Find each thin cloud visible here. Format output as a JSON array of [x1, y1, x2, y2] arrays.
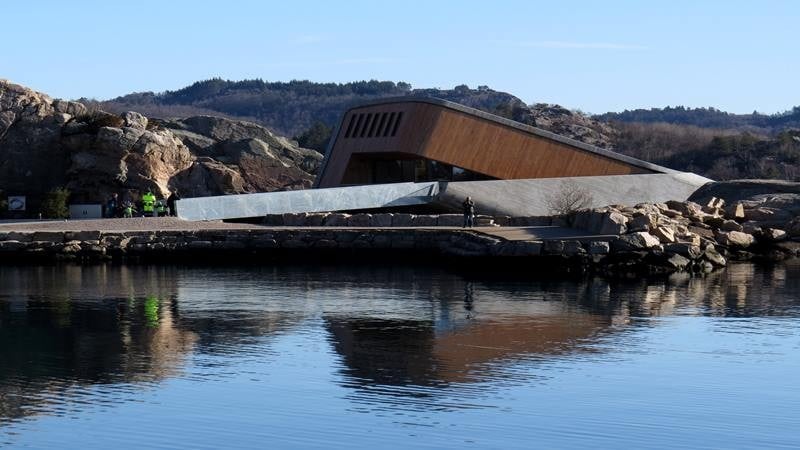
[[502, 40, 647, 50]]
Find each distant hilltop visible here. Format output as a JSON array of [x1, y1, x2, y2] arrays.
[[96, 79, 800, 182]]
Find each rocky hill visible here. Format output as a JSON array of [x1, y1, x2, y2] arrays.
[[98, 79, 616, 146], [99, 79, 411, 137], [0, 80, 321, 216]]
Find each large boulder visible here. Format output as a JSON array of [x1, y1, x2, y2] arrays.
[[689, 180, 800, 204], [0, 80, 323, 212], [714, 230, 755, 248]]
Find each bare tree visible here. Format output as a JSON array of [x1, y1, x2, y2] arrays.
[[545, 181, 595, 216]]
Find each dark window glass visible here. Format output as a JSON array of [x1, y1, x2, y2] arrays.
[[368, 112, 381, 137], [374, 112, 388, 137], [360, 114, 373, 138], [344, 114, 357, 138], [391, 112, 403, 136], [383, 112, 396, 137], [351, 114, 364, 138]]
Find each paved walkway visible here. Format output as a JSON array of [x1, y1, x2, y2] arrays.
[[0, 219, 613, 242]]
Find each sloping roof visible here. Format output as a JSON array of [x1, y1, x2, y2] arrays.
[[327, 96, 678, 176]]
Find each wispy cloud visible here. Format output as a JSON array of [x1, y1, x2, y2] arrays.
[[500, 40, 647, 50]]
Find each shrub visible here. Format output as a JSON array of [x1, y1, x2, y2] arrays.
[[545, 181, 594, 216], [41, 188, 70, 219]]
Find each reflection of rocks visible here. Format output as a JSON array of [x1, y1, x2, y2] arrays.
[[0, 265, 300, 423], [2, 262, 799, 422]]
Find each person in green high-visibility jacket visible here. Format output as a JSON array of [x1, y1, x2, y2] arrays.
[[156, 199, 168, 217], [142, 190, 156, 217]]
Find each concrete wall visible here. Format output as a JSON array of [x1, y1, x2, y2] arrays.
[[437, 173, 712, 217]]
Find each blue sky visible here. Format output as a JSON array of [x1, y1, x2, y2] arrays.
[[2, 0, 797, 113]]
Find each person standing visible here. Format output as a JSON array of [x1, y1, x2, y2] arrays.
[[462, 196, 476, 228], [142, 189, 156, 217], [167, 190, 181, 217], [105, 193, 119, 218]]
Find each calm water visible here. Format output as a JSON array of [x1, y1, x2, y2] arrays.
[[1, 262, 799, 449]]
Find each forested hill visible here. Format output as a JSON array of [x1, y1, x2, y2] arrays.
[[98, 79, 524, 138], [596, 106, 800, 133]]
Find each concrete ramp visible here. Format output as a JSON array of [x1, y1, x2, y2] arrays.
[[176, 182, 439, 221]]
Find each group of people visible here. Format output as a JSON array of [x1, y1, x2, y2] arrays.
[[105, 190, 181, 218]]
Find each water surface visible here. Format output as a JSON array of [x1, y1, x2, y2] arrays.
[[1, 263, 799, 449]]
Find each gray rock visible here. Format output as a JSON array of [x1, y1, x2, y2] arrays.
[[720, 220, 743, 232], [787, 217, 800, 237], [598, 211, 628, 235], [323, 213, 350, 226], [305, 213, 329, 226], [627, 214, 655, 232], [652, 226, 676, 243], [543, 240, 565, 254], [563, 241, 585, 256], [371, 213, 393, 227], [725, 202, 746, 220], [741, 221, 762, 235], [282, 212, 308, 226], [391, 214, 414, 227], [613, 232, 660, 251], [588, 241, 610, 255], [689, 180, 800, 205], [704, 246, 727, 267], [666, 200, 703, 217], [762, 228, 788, 242], [348, 214, 371, 227], [31, 231, 64, 243], [715, 230, 755, 248], [475, 216, 495, 227], [665, 254, 691, 270], [745, 207, 792, 223], [122, 111, 148, 129], [494, 216, 511, 226], [664, 243, 702, 259], [412, 215, 438, 226]]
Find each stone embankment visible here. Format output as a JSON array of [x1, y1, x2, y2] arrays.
[[2, 194, 799, 275], [0, 227, 541, 265]]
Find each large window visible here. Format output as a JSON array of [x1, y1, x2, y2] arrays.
[[342, 156, 495, 185]]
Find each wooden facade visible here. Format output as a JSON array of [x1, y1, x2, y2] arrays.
[[315, 98, 671, 188]]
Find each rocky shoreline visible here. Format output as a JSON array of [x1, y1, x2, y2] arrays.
[[1, 200, 798, 276]]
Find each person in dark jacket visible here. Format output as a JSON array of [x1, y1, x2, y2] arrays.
[[462, 196, 476, 228], [106, 193, 120, 218], [167, 190, 181, 217]]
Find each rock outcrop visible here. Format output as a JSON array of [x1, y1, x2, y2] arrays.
[[0, 80, 322, 214]]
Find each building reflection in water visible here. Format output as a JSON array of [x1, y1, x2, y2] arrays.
[[1, 261, 799, 422]]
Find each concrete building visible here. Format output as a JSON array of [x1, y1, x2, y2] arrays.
[[177, 98, 710, 221]]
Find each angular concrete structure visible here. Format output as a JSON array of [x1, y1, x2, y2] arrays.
[[176, 182, 439, 221], [177, 97, 711, 221]]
